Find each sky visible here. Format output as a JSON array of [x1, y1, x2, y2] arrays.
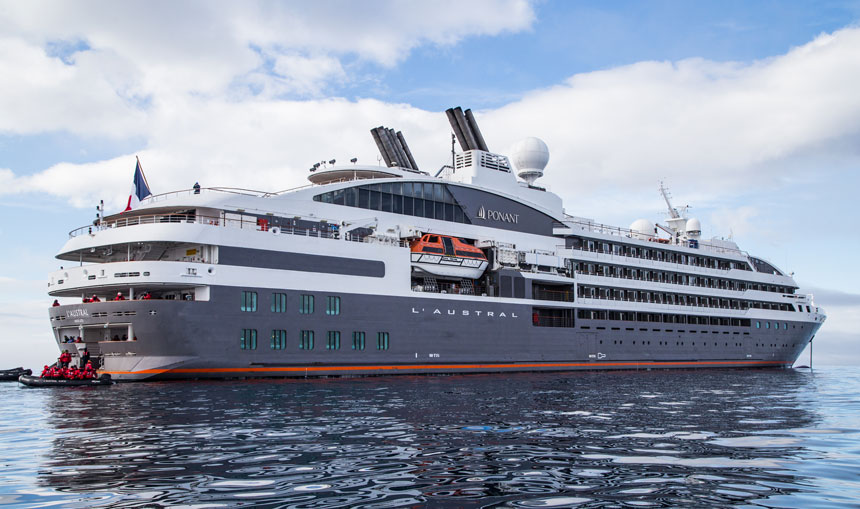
[[1, 0, 859, 368]]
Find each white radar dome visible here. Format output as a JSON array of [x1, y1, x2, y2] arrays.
[[630, 219, 654, 240], [511, 137, 549, 185], [685, 218, 701, 238]]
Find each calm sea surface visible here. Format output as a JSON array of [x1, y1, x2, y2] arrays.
[[1, 367, 859, 508]]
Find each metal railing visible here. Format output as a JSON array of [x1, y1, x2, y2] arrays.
[[533, 288, 575, 302], [69, 212, 408, 248], [558, 217, 750, 258], [141, 186, 271, 204]]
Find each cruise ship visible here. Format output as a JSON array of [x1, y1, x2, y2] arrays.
[[46, 107, 826, 381]]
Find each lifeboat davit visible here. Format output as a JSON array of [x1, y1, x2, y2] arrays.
[[410, 234, 488, 279]]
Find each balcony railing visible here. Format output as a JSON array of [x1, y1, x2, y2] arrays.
[[68, 213, 408, 247]]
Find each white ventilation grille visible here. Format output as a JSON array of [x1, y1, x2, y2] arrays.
[[455, 150, 511, 173]]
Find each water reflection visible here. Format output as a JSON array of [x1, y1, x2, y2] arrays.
[[25, 369, 844, 507]]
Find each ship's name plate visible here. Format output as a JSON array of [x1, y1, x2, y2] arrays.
[[66, 309, 89, 318], [476, 205, 519, 224], [412, 307, 518, 318]]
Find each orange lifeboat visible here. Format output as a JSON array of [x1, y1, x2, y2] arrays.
[[410, 234, 488, 279]]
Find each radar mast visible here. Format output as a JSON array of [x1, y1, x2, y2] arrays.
[[658, 181, 693, 242]]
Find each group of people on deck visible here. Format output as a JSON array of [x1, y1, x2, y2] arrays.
[[77, 291, 153, 303], [42, 349, 98, 379]]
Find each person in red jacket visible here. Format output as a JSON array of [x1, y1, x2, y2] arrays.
[[40, 365, 50, 378], [84, 361, 96, 379], [58, 350, 71, 368]]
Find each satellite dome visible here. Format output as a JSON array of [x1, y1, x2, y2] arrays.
[[630, 219, 654, 240], [630, 219, 652, 235], [686, 218, 701, 238], [511, 137, 549, 185]]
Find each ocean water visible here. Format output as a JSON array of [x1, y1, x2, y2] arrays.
[[1, 367, 858, 508]]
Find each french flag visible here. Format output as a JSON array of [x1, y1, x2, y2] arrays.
[[124, 157, 152, 212]]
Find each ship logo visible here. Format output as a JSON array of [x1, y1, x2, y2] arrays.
[[475, 204, 519, 224]]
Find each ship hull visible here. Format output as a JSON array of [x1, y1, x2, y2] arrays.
[[48, 286, 819, 381]]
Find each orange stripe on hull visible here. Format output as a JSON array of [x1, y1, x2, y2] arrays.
[[104, 359, 789, 376]]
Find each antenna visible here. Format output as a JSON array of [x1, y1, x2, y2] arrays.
[[451, 133, 456, 172], [659, 181, 680, 219]]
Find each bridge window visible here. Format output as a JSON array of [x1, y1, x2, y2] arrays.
[[313, 183, 473, 224]]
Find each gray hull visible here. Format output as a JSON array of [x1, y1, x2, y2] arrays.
[[49, 285, 818, 381]]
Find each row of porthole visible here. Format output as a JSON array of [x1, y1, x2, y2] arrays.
[[601, 339, 796, 348]]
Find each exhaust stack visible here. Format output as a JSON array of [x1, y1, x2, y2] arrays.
[[370, 126, 419, 171], [445, 106, 489, 152]]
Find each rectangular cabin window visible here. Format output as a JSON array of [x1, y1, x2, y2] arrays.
[[352, 331, 365, 350], [300, 294, 314, 314], [241, 291, 257, 312], [377, 332, 390, 350], [271, 293, 287, 313], [327, 331, 341, 350], [271, 330, 287, 350], [326, 296, 341, 315], [300, 330, 314, 350], [240, 329, 257, 350]]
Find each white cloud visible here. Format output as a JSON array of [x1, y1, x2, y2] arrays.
[[0, 25, 858, 223], [482, 27, 860, 197], [0, 0, 535, 135], [3, 6, 858, 214]]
